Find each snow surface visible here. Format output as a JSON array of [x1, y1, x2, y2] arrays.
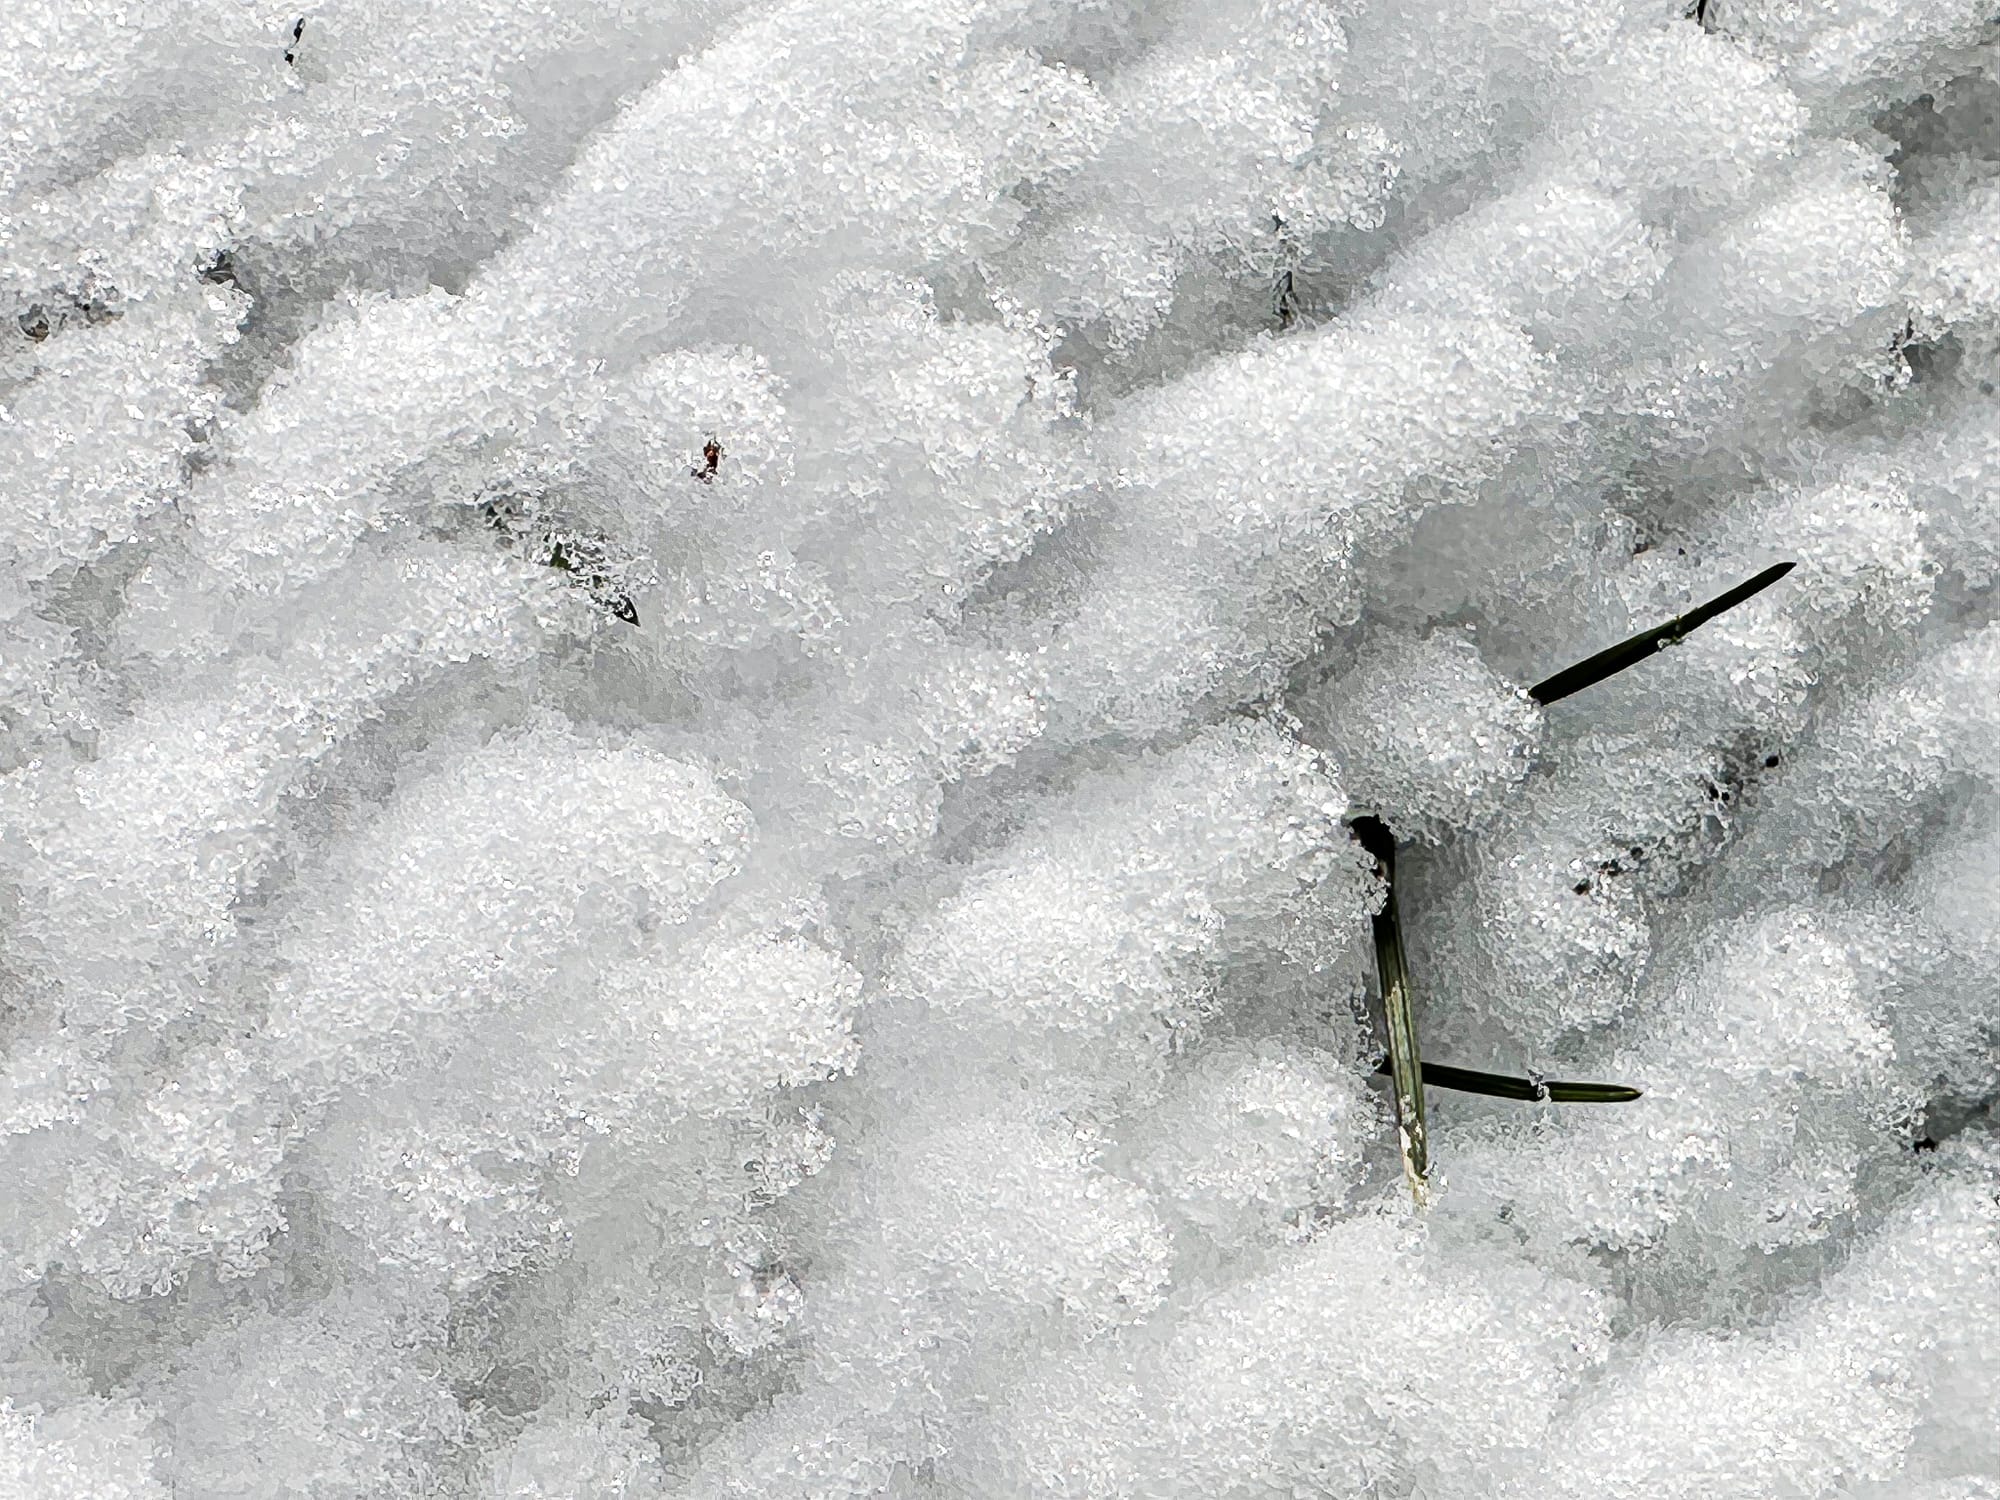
[[3, 0, 2000, 1494]]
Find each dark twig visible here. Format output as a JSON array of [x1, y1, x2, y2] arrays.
[[484, 502, 640, 627], [1528, 561, 1794, 706], [1271, 214, 1301, 331], [545, 538, 639, 626], [1274, 269, 1299, 330]]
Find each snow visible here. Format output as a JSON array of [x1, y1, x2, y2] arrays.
[[3, 0, 2000, 1494]]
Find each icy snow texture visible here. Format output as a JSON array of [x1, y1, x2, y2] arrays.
[[3, 0, 2000, 1495]]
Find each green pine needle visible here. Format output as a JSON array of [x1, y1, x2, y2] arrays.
[[1343, 562, 1764, 1187], [1371, 1057, 1641, 1103], [1352, 815, 1429, 1202], [1529, 561, 1795, 706]]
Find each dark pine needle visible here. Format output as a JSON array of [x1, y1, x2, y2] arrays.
[[1529, 561, 1795, 706], [1373, 1056, 1642, 1103]]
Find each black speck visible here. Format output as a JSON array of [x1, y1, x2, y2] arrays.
[[1573, 880, 1592, 895], [1763, 753, 1780, 768], [1914, 1136, 1938, 1153]]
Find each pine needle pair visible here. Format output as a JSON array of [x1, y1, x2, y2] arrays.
[[1361, 561, 1795, 1203]]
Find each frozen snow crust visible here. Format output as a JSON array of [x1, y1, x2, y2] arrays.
[[3, 0, 2000, 1494]]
